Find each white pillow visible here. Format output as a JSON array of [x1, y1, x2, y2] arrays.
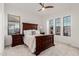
[[24, 30, 32, 35], [24, 30, 40, 35], [31, 30, 36, 35], [32, 30, 40, 35], [35, 30, 40, 35]]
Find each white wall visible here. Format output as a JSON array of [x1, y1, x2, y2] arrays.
[[0, 3, 4, 55], [43, 6, 79, 48]]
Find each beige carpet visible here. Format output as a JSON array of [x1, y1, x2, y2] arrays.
[[3, 42, 79, 56]]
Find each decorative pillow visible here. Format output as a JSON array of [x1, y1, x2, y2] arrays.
[[35, 30, 40, 35], [24, 30, 40, 35], [24, 30, 32, 35], [32, 30, 40, 35], [32, 30, 36, 35]]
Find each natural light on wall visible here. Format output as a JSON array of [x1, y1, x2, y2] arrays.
[[47, 20, 49, 34]]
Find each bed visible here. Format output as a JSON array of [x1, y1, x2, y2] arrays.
[[23, 23, 55, 55]]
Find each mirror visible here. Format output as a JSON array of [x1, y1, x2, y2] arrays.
[[8, 14, 20, 35]]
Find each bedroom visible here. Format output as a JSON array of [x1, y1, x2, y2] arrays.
[[0, 3, 79, 56]]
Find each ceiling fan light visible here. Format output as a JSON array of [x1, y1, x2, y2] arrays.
[[42, 7, 45, 11]]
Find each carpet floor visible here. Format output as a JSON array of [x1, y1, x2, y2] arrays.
[[3, 42, 79, 56]]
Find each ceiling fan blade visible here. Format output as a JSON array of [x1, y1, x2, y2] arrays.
[[45, 6, 54, 8], [39, 3, 44, 7]]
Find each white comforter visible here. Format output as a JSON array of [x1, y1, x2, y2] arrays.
[[24, 34, 49, 53], [24, 35, 36, 53]]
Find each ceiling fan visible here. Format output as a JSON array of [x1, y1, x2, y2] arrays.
[[38, 3, 54, 11]]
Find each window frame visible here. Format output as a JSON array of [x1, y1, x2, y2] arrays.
[[63, 16, 71, 37], [55, 18, 61, 35], [49, 19, 54, 34]]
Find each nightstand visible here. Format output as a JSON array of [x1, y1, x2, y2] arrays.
[[12, 34, 24, 47]]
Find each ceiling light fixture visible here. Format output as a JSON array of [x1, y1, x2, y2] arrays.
[[42, 7, 45, 11]]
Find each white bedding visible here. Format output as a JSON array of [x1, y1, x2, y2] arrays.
[[23, 30, 43, 53], [24, 35, 36, 53], [23, 34, 48, 53]]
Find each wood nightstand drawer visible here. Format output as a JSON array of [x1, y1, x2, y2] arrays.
[[12, 34, 24, 47]]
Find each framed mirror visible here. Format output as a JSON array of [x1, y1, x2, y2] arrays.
[[8, 14, 20, 35]]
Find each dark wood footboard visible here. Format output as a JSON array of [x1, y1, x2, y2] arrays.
[[34, 35, 55, 55]]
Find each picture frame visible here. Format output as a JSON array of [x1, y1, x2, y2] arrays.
[[8, 14, 20, 35]]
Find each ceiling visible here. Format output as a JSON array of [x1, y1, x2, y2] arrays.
[[5, 3, 79, 19]]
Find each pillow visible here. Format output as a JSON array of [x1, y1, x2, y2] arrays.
[[32, 30, 40, 35], [32, 30, 36, 35], [24, 30, 32, 35], [35, 30, 40, 35], [24, 30, 40, 35]]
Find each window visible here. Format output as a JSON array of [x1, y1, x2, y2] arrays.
[[55, 18, 61, 35], [49, 19, 53, 34], [63, 16, 71, 36]]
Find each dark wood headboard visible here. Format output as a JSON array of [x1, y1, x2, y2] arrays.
[[22, 23, 38, 30]]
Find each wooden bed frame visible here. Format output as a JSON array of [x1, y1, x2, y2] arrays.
[[23, 23, 55, 55]]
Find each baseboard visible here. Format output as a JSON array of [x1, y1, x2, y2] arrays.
[[4, 45, 11, 48]]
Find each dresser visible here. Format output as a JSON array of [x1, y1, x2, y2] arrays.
[[12, 34, 24, 47]]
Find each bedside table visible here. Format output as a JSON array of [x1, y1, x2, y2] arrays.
[[12, 34, 24, 47]]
